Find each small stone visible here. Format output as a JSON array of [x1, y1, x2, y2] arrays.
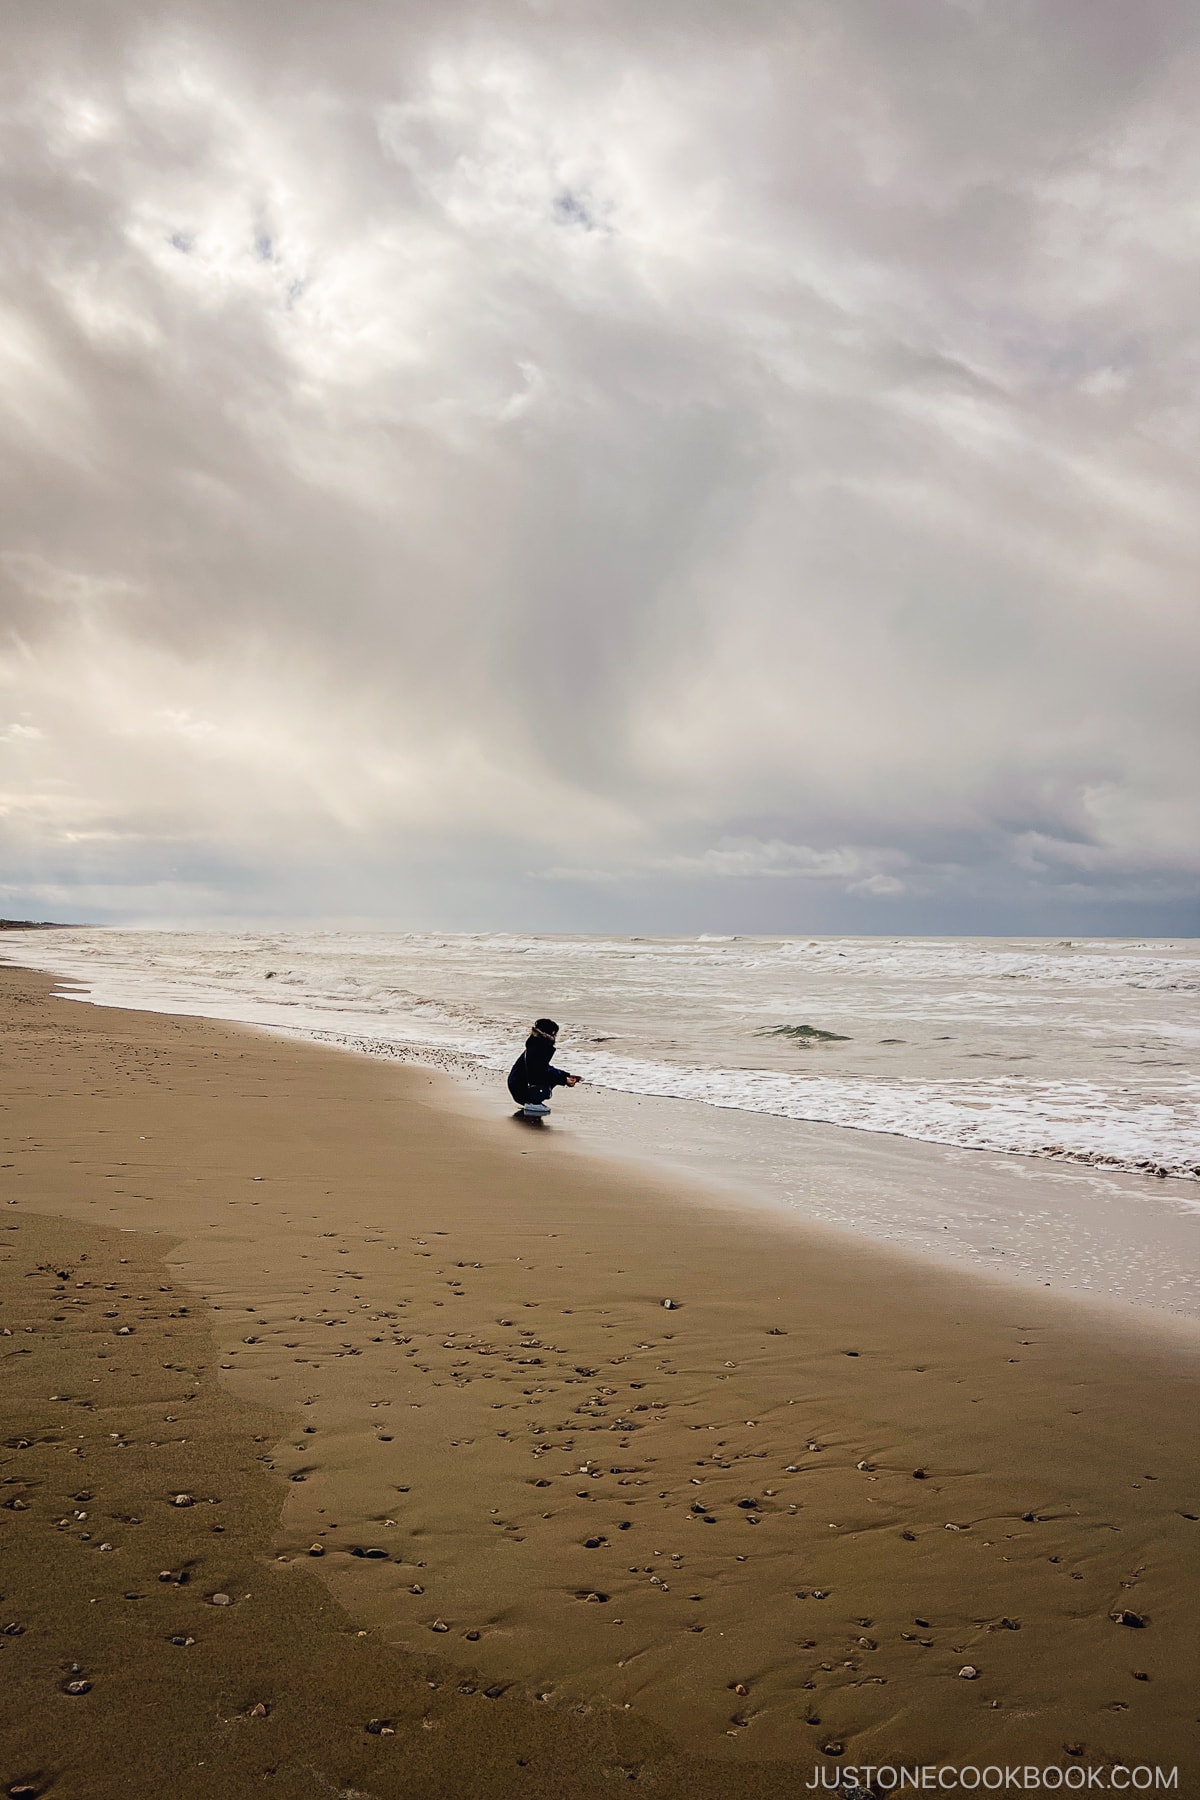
[[210, 1593, 232, 1606], [169, 1635, 194, 1647], [363, 1548, 388, 1560], [64, 1679, 92, 1695], [733, 1682, 748, 1696], [249, 1702, 269, 1718], [661, 1299, 678, 1310], [1132, 1670, 1149, 1681], [431, 1618, 449, 1632], [465, 1629, 481, 1641], [97, 1542, 114, 1552], [365, 1718, 395, 1735], [912, 1468, 927, 1479], [307, 1544, 325, 1557], [117, 1326, 132, 1336], [1114, 1610, 1146, 1628], [171, 1494, 194, 1507], [822, 1742, 844, 1757], [410, 1583, 424, 1595], [958, 1665, 979, 1680]]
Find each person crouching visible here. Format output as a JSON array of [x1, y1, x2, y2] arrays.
[[507, 1018, 581, 1116]]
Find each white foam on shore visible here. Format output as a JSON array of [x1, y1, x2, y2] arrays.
[[536, 1051, 1200, 1178]]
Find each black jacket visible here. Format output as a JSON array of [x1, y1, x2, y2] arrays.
[[507, 1031, 571, 1102]]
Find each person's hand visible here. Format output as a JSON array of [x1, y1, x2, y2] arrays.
[[566, 1074, 581, 1086]]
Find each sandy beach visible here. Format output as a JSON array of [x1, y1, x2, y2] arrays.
[[2, 961, 1198, 1799]]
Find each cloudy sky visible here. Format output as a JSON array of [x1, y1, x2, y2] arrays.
[[3, 0, 1198, 934]]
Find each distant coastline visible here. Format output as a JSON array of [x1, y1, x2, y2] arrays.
[[0, 918, 83, 930]]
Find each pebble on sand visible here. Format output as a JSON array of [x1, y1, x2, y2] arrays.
[[171, 1494, 194, 1507], [307, 1544, 325, 1556], [1114, 1610, 1146, 1628], [958, 1665, 980, 1679], [209, 1593, 232, 1606]]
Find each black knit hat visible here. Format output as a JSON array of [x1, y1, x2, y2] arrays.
[[533, 1017, 559, 1036]]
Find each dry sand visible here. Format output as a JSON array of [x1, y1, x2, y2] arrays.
[[1, 961, 1197, 1798]]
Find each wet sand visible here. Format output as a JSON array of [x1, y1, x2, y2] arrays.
[[2, 963, 1198, 1796]]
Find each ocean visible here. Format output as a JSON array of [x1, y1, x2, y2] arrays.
[[12, 929, 1200, 1314]]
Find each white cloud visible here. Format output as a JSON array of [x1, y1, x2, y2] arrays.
[[0, 0, 1197, 929], [538, 837, 913, 897]]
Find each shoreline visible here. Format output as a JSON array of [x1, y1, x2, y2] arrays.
[[2, 964, 1198, 1792], [13, 945, 1200, 1322], [9, 925, 1199, 1184], [440, 1056, 1200, 1328]]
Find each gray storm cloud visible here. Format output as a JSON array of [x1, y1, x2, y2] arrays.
[[2, 0, 1198, 930]]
